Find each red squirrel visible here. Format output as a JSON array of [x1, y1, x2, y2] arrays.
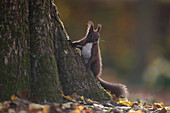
[[68, 21, 128, 98]]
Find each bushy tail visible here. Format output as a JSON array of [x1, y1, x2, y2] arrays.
[[97, 77, 128, 98]]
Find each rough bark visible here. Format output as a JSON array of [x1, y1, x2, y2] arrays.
[[29, 0, 62, 102], [0, 0, 30, 100], [0, 0, 111, 102], [50, 3, 111, 101]]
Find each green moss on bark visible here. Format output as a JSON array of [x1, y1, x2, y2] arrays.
[[0, 0, 111, 102], [31, 54, 62, 102], [0, 0, 30, 101], [29, 0, 62, 102], [50, 3, 112, 101]]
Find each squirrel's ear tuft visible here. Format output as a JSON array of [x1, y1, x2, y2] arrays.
[[88, 21, 94, 32], [97, 24, 102, 32]]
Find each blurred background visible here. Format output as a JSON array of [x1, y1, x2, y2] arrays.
[[54, 0, 170, 105]]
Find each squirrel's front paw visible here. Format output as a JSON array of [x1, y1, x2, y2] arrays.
[[67, 40, 76, 47], [67, 40, 72, 44]]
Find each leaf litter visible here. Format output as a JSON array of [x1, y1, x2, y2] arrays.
[[0, 93, 170, 113]]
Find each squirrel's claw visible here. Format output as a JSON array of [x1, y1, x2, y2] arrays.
[[67, 40, 75, 47], [67, 40, 72, 44]]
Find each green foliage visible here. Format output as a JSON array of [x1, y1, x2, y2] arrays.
[[143, 57, 170, 90]]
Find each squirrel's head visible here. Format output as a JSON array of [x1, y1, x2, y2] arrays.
[[86, 21, 102, 43]]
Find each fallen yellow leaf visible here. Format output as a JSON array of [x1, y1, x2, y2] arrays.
[[43, 105, 50, 113], [18, 110, 27, 113], [111, 94, 119, 102], [77, 105, 84, 111], [93, 101, 99, 104], [154, 102, 163, 108], [62, 93, 75, 101], [29, 103, 44, 110], [71, 109, 81, 113], [119, 98, 133, 107], [86, 99, 93, 103], [11, 95, 18, 100], [129, 109, 144, 113], [80, 96, 84, 101]]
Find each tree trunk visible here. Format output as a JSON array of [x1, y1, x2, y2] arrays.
[[0, 0, 30, 101], [50, 3, 111, 101], [29, 0, 62, 102], [0, 0, 111, 102]]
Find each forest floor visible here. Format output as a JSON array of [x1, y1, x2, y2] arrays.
[[1, 80, 170, 113], [1, 69, 170, 112], [101, 68, 170, 106], [0, 93, 170, 113], [129, 88, 170, 106]]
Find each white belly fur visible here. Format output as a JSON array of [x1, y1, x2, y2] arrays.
[[82, 43, 93, 64]]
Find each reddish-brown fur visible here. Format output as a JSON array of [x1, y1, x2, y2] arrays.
[[88, 42, 102, 77], [68, 21, 128, 98]]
